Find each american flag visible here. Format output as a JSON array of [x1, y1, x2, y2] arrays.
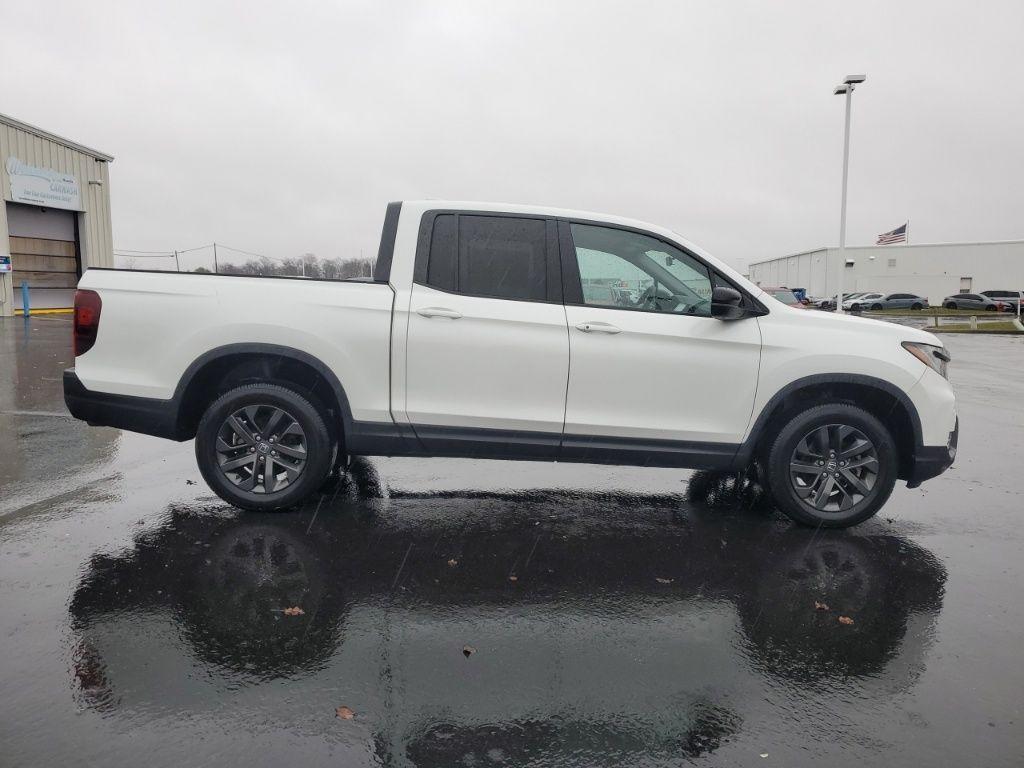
[[876, 222, 908, 245]]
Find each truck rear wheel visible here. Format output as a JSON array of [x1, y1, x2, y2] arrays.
[[765, 403, 897, 528], [195, 383, 334, 512]]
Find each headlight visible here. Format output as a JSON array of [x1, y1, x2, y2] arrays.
[[902, 341, 950, 378]]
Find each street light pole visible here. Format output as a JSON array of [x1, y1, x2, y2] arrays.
[[834, 74, 866, 314]]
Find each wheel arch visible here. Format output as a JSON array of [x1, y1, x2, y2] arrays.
[[734, 374, 923, 479], [172, 344, 354, 444]]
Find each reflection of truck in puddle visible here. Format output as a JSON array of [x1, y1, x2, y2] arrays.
[[69, 473, 946, 763]]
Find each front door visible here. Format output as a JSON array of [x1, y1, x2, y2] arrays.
[[404, 213, 569, 455], [559, 221, 762, 463]]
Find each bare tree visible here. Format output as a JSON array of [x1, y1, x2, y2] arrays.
[[219, 253, 375, 280]]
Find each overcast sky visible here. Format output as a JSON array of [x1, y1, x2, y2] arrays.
[[2, 0, 1022, 272]]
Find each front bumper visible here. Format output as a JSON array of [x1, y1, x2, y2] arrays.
[[64, 369, 182, 440], [906, 417, 958, 488]]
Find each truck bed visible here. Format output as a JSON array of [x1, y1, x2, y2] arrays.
[[74, 268, 396, 424]]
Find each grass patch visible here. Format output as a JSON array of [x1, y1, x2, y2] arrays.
[[862, 307, 1016, 317], [932, 321, 1021, 333]]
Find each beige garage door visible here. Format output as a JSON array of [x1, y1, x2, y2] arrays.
[[7, 203, 79, 310]]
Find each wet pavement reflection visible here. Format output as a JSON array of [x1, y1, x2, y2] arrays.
[[2, 317, 1023, 767], [63, 463, 946, 765]]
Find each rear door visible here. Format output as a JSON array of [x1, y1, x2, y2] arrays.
[[559, 221, 762, 462], [404, 212, 569, 455]]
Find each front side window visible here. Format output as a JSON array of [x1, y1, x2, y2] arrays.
[[569, 223, 712, 316], [423, 214, 547, 301]]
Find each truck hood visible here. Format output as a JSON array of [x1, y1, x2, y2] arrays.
[[762, 298, 944, 347]]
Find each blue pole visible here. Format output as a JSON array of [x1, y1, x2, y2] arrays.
[[21, 281, 30, 317]]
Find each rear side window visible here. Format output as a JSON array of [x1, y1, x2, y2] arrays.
[[426, 215, 456, 291], [460, 216, 546, 301], [422, 214, 547, 301]]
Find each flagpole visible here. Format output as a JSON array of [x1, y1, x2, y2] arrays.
[[905, 220, 910, 245]]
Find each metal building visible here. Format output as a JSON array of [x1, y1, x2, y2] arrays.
[[748, 240, 1024, 305], [0, 113, 113, 316]]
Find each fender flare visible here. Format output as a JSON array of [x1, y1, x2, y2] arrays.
[[172, 343, 355, 438], [732, 373, 923, 468]]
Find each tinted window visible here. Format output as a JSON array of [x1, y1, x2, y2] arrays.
[[570, 223, 712, 316], [459, 216, 547, 301], [426, 215, 456, 291]]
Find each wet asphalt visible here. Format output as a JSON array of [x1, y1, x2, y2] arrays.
[[0, 316, 1021, 767]]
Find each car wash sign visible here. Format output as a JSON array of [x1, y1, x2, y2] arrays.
[[5, 157, 81, 211]]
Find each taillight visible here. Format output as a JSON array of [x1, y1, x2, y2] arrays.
[[73, 289, 102, 356]]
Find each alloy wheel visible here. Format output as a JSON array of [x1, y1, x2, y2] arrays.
[[215, 404, 308, 494], [789, 423, 879, 513]]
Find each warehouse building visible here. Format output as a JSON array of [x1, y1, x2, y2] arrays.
[[0, 113, 113, 316], [748, 240, 1024, 306]]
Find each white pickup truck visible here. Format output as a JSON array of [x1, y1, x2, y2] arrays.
[[64, 201, 958, 527]]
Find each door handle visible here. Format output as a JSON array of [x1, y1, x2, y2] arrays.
[[417, 307, 463, 319], [575, 321, 621, 334]]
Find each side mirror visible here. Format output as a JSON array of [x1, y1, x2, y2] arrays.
[[710, 286, 746, 320]]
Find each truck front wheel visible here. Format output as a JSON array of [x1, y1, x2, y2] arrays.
[[195, 383, 334, 511], [765, 403, 898, 528]]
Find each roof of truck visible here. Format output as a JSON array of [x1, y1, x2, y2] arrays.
[[400, 199, 755, 294], [404, 200, 669, 231]]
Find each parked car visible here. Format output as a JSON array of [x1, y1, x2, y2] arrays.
[[64, 200, 958, 528], [942, 293, 1003, 311], [817, 292, 864, 311], [761, 287, 808, 308], [853, 293, 928, 311], [842, 292, 884, 311], [979, 290, 1022, 312]]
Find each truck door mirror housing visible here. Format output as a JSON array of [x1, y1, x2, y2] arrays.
[[710, 286, 746, 320]]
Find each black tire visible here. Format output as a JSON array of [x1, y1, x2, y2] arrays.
[[944, 302, 957, 310], [911, 303, 923, 310], [765, 403, 898, 528], [871, 303, 883, 311], [195, 383, 334, 511], [850, 303, 861, 312], [985, 304, 997, 312]]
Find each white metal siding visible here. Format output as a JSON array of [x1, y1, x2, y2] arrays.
[[749, 241, 1024, 305], [0, 117, 113, 314]]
